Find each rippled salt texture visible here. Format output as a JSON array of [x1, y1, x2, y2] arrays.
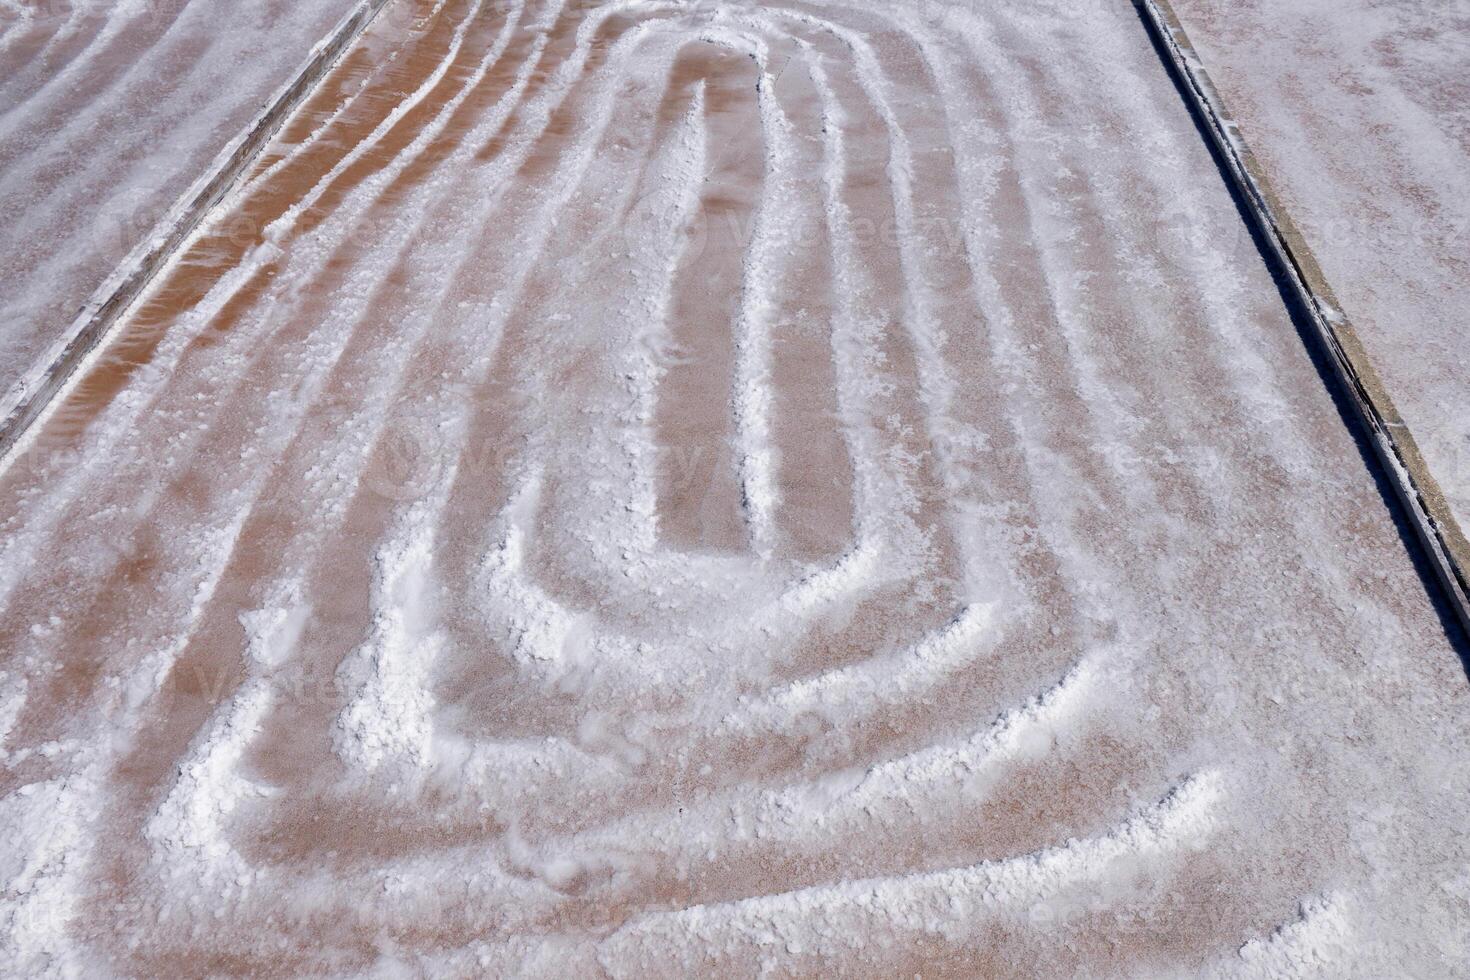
[[0, 0, 359, 403], [0, 0, 1467, 976], [1172, 0, 1470, 536]]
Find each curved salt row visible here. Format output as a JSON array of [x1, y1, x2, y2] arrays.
[[759, 2, 1037, 621], [120, 17, 805, 952], [5, 0, 1134, 875], [8, 1, 1070, 799], [0, 2, 523, 758], [232, 0, 514, 200], [130, 1, 540, 768], [133, 0, 710, 853], [598, 771, 1224, 973], [937, 0, 1393, 654], [0, 0, 620, 687], [516, 652, 1105, 880], [726, 35, 784, 556], [1030, 3, 1407, 637], [802, 48, 934, 585], [267, 13, 770, 805], [722, 601, 996, 734], [112, 0, 538, 762], [1221, 894, 1354, 979], [0, 1, 491, 613], [288, 0, 981, 828], [1, 0, 637, 946]]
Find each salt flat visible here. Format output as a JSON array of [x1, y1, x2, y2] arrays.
[[0, 0, 357, 408], [0, 0, 1467, 975], [1173, 0, 1470, 540]]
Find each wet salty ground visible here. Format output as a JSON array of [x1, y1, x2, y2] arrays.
[[0, 0, 1467, 975]]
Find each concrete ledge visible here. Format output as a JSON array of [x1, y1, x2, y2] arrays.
[[0, 0, 394, 464], [1136, 0, 1470, 636]]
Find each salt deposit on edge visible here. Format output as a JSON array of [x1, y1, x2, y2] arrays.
[[1169, 0, 1470, 544]]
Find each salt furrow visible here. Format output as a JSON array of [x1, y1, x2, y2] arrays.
[[0, 2, 506, 611], [0, 0, 360, 403], [514, 652, 1106, 890], [0, 6, 522, 775], [599, 772, 1224, 974], [726, 38, 785, 556]]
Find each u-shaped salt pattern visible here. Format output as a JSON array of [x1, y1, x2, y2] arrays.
[[0, 0, 1467, 976]]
